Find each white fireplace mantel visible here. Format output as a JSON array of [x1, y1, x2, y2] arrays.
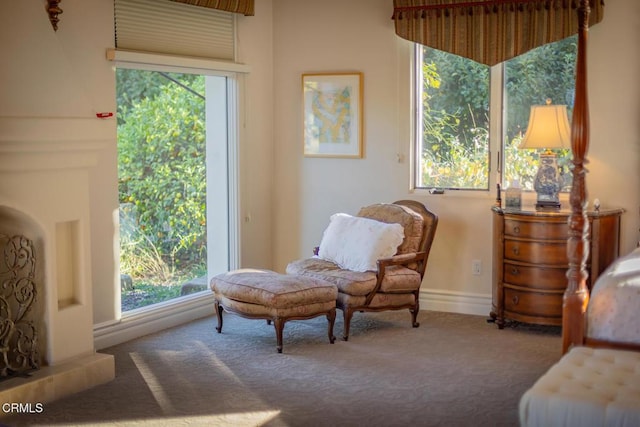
[[0, 114, 115, 407], [0, 117, 111, 172]]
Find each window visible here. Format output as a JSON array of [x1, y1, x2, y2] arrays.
[[415, 47, 490, 190], [503, 36, 577, 191], [116, 65, 238, 314], [414, 36, 577, 192]]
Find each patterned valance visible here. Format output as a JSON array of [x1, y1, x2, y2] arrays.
[[170, 0, 254, 16], [392, 0, 604, 65]]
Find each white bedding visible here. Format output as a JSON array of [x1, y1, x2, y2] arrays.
[[587, 247, 640, 346]]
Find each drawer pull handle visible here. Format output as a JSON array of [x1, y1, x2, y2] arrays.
[[511, 267, 519, 275], [512, 247, 520, 256], [513, 226, 520, 234], [512, 295, 519, 305]]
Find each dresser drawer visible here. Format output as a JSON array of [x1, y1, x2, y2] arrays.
[[504, 240, 568, 265], [503, 263, 567, 291], [504, 288, 562, 318], [504, 217, 568, 240]]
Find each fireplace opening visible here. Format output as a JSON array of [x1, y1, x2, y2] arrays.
[[0, 207, 45, 380]]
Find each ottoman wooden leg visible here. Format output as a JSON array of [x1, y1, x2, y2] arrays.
[[214, 300, 223, 333], [273, 317, 285, 353], [327, 308, 336, 344]]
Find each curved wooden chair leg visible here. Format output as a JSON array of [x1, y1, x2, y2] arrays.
[[411, 293, 420, 328], [342, 307, 354, 341], [410, 308, 420, 328], [327, 308, 336, 344], [273, 317, 285, 353], [214, 300, 223, 333]]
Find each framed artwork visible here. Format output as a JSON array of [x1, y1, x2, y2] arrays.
[[302, 72, 363, 158]]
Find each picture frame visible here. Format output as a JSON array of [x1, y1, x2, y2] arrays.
[[302, 72, 363, 158]]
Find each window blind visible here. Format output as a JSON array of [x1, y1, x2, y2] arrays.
[[114, 0, 235, 61]]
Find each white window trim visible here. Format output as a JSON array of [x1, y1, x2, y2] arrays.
[[410, 44, 505, 200], [96, 51, 246, 349], [107, 48, 250, 75]]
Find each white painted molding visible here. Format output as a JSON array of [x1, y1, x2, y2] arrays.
[[420, 288, 492, 317], [93, 293, 216, 350], [107, 48, 251, 75], [0, 117, 110, 171]]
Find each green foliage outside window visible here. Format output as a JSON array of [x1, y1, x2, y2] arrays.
[[117, 70, 207, 289], [418, 36, 577, 191], [419, 49, 490, 190], [504, 36, 576, 191]]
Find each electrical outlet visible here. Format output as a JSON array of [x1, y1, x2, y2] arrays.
[[472, 260, 482, 276]]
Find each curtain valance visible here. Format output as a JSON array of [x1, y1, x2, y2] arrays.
[[170, 0, 254, 16], [392, 0, 604, 65]]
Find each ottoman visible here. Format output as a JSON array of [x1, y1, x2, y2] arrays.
[[519, 346, 640, 427], [210, 269, 338, 353]]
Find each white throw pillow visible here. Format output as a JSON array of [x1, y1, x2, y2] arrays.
[[318, 213, 405, 272]]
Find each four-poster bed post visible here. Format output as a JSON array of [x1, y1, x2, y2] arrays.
[[562, 0, 591, 354]]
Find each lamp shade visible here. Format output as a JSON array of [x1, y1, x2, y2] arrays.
[[519, 101, 571, 150]]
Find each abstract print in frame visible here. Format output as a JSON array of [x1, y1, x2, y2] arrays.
[[302, 72, 363, 158]]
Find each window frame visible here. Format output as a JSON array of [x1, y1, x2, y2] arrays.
[[411, 43, 573, 199], [110, 50, 247, 319]]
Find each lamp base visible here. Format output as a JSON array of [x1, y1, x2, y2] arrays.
[[533, 152, 562, 211]]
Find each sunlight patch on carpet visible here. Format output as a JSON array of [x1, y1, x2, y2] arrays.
[[130, 352, 176, 414], [128, 343, 282, 420]]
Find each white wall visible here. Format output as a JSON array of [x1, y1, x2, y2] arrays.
[[587, 2, 640, 237], [236, 0, 275, 270], [272, 0, 640, 314]]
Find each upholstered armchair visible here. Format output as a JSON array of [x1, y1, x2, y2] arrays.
[[287, 200, 438, 341]]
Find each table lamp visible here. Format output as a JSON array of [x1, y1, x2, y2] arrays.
[[519, 99, 571, 209]]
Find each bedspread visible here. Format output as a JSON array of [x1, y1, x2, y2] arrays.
[[587, 247, 640, 346]]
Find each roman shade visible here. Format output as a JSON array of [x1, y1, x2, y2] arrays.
[[114, 0, 236, 60], [170, 0, 254, 16], [392, 0, 604, 65]]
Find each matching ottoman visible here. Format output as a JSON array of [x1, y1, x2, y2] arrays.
[[210, 269, 338, 353]]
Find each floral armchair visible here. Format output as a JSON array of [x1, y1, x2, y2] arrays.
[[286, 200, 438, 341]]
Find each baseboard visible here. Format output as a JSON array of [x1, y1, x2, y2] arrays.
[[420, 289, 492, 317], [93, 292, 216, 350]]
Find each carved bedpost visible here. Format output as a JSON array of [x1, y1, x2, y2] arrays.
[[562, 0, 591, 355]]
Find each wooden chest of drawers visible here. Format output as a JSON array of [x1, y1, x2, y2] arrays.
[[490, 206, 623, 328]]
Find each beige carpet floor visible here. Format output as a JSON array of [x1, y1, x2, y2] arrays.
[[3, 310, 562, 427]]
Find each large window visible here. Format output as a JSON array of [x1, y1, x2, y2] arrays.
[[503, 37, 576, 191], [116, 65, 237, 314], [415, 36, 577, 192]]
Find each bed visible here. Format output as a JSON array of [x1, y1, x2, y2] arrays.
[[519, 1, 640, 425], [554, 0, 640, 361], [519, 247, 640, 427], [584, 247, 640, 350], [520, 245, 640, 427], [558, 0, 640, 395]]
